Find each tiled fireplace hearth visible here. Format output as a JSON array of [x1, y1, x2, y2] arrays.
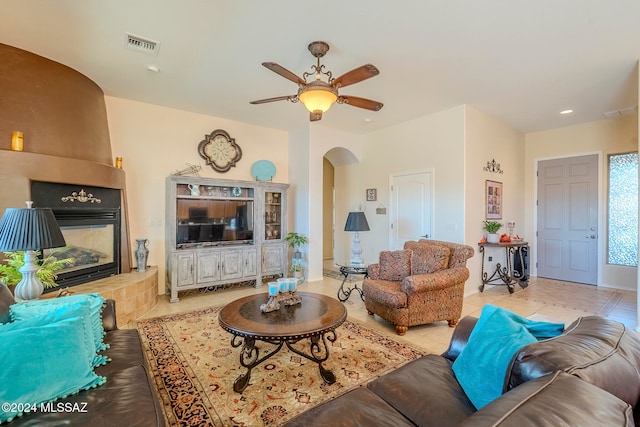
[[45, 266, 159, 327]]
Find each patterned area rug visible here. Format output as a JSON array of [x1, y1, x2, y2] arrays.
[[136, 304, 426, 426], [322, 268, 344, 280]]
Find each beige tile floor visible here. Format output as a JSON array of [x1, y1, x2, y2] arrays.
[[138, 265, 638, 355]]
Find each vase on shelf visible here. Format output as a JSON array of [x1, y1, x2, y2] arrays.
[[135, 238, 149, 272], [486, 233, 500, 244]]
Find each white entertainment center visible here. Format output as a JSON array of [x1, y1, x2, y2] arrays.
[[165, 176, 289, 302]]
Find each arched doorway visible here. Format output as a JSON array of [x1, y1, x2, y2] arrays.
[[322, 147, 361, 270]]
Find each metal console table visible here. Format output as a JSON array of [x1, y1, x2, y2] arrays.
[[478, 241, 529, 294]]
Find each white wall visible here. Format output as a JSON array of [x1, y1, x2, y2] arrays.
[[105, 96, 289, 293], [464, 106, 526, 294], [329, 106, 467, 268], [524, 115, 638, 290], [287, 128, 310, 276]]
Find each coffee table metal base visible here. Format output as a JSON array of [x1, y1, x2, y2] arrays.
[[231, 331, 338, 393]]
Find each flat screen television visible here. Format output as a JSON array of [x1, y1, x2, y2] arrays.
[[176, 199, 254, 248]]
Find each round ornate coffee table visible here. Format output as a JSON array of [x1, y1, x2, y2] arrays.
[[218, 291, 347, 393]]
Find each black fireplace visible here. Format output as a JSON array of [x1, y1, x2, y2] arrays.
[[31, 181, 121, 290]]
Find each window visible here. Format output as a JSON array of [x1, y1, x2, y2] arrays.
[[607, 152, 638, 266]]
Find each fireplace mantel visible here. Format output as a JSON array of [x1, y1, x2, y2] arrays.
[[0, 149, 131, 273]]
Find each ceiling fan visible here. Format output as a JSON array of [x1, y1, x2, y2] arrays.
[[250, 41, 383, 122]]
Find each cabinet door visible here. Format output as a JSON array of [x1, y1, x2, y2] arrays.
[[197, 250, 221, 284], [264, 190, 284, 241], [243, 247, 258, 277], [175, 252, 195, 287], [221, 249, 243, 281], [262, 243, 285, 275]]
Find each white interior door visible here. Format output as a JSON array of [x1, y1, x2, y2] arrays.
[[390, 171, 433, 250], [537, 154, 598, 285]]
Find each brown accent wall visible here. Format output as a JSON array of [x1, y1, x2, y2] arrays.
[[0, 43, 131, 272], [0, 43, 112, 164]]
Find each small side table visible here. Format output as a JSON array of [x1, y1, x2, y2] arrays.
[[478, 241, 529, 294], [336, 263, 368, 302]]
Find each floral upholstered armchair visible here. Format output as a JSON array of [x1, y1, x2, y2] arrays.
[[362, 239, 474, 335]]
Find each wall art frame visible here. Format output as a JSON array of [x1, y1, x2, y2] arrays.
[[366, 188, 377, 202], [485, 180, 502, 219]]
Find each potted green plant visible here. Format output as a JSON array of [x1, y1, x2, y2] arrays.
[[482, 221, 503, 243], [290, 258, 304, 279], [285, 232, 308, 280], [0, 250, 74, 289], [285, 232, 308, 257]]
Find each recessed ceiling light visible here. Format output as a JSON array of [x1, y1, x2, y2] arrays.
[[363, 118, 372, 123], [146, 65, 160, 72], [560, 109, 573, 115]]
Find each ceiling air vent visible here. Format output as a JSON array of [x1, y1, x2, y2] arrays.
[[125, 33, 160, 56]]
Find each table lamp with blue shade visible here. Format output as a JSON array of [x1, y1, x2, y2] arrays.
[[0, 201, 66, 301], [344, 211, 370, 266]]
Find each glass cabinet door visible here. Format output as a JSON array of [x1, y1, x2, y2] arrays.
[[264, 191, 282, 240]]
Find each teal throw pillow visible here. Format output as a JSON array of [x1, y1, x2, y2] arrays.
[[10, 293, 108, 352], [3, 302, 108, 368], [0, 313, 106, 423], [452, 305, 564, 409]]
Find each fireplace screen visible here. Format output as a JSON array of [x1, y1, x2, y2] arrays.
[[41, 209, 121, 288], [45, 224, 115, 274]]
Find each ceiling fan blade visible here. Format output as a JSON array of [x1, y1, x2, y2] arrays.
[[332, 64, 380, 88], [250, 95, 297, 104], [338, 95, 383, 111], [262, 62, 306, 86], [310, 111, 323, 122]]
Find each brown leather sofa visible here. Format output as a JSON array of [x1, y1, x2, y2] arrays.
[[284, 315, 640, 426], [0, 283, 165, 426]]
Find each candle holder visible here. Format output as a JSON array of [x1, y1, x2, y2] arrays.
[[260, 279, 302, 313], [11, 131, 24, 151]]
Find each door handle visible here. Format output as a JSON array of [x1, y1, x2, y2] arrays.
[[421, 234, 430, 239], [586, 235, 596, 239]]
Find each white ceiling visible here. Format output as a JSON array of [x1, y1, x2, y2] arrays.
[[2, 1, 639, 135]]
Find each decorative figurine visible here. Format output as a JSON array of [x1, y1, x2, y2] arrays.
[[260, 278, 302, 313]]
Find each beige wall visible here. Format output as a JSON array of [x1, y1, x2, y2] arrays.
[[105, 96, 289, 292], [524, 115, 638, 290], [318, 105, 526, 295], [105, 94, 637, 296], [464, 106, 526, 294], [327, 107, 466, 269]]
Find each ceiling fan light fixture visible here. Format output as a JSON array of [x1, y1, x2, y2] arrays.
[[250, 42, 382, 121], [298, 81, 338, 113]]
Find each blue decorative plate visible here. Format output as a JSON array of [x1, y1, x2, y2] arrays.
[[251, 160, 276, 181]]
